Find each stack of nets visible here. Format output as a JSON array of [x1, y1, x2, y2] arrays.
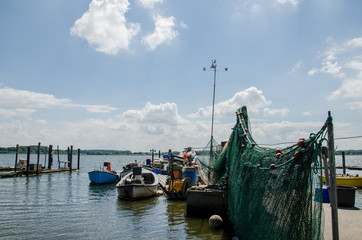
[[196, 106, 327, 240]]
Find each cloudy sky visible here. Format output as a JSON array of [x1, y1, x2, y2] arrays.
[[0, 0, 362, 152]]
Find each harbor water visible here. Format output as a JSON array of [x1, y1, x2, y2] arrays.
[[0, 154, 231, 240], [0, 154, 361, 239]]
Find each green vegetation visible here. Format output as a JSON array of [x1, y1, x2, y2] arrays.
[[0, 146, 133, 155], [335, 150, 362, 155]]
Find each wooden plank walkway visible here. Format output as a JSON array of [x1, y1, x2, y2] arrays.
[[0, 168, 78, 178]]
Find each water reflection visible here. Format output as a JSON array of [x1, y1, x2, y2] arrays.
[[88, 183, 117, 200]]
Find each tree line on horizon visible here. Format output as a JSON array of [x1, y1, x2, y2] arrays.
[[0, 146, 360, 156]]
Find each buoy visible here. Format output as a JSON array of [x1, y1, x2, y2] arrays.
[[243, 133, 247, 138], [270, 164, 276, 169], [297, 138, 305, 147], [294, 151, 302, 159], [241, 144, 245, 148], [209, 215, 223, 228], [276, 152, 282, 158], [257, 164, 261, 168], [251, 142, 256, 147], [275, 148, 282, 154]]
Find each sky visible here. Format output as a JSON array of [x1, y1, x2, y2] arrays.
[[0, 0, 362, 152]]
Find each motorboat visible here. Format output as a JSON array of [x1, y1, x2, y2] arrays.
[[88, 162, 119, 184], [116, 166, 159, 200]]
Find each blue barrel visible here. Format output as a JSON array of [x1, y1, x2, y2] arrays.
[[184, 167, 197, 186], [154, 168, 159, 174]]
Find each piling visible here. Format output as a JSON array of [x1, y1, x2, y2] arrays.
[[36, 142, 41, 174], [342, 151, 346, 175], [14, 144, 19, 173], [26, 147, 30, 177], [77, 148, 80, 170], [48, 145, 53, 170], [57, 145, 60, 169], [69, 145, 73, 173]]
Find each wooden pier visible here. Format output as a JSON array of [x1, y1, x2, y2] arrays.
[[0, 168, 78, 178], [0, 143, 80, 178]]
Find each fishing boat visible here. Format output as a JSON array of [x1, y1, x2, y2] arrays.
[[323, 174, 362, 188], [88, 162, 119, 184], [116, 166, 159, 200]]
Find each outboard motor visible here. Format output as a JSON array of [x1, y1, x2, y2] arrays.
[[132, 166, 142, 184]]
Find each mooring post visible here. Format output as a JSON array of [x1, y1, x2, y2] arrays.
[[159, 150, 161, 158], [57, 145, 60, 169], [69, 145, 73, 173], [327, 111, 339, 240], [14, 144, 19, 173], [26, 146, 30, 177], [37, 142, 41, 174], [77, 148, 80, 170], [48, 145, 53, 170], [341, 151, 346, 175], [44, 146, 47, 168]]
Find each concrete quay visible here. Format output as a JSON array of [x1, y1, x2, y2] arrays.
[[324, 203, 361, 240]]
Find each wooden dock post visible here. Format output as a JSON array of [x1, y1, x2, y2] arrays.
[[150, 149, 156, 162], [48, 145, 53, 170], [341, 151, 346, 175], [77, 149, 80, 170], [57, 145, 60, 169], [37, 142, 41, 174], [26, 146, 30, 177], [327, 111, 339, 240], [44, 146, 47, 168], [14, 144, 19, 173], [69, 145, 73, 173]]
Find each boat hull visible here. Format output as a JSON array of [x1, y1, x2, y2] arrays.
[[117, 184, 158, 200], [116, 168, 159, 200], [88, 170, 118, 184], [323, 175, 362, 188]]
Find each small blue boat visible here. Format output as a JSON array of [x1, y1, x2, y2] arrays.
[[88, 162, 119, 184]]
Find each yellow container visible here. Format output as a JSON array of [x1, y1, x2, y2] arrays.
[[168, 180, 183, 192]]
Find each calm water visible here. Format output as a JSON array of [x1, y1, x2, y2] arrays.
[[0, 154, 231, 240], [0, 154, 361, 240]]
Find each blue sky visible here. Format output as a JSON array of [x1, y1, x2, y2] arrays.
[[0, 0, 362, 152]]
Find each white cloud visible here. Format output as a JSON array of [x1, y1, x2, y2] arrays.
[[303, 111, 311, 116], [142, 15, 178, 51], [137, 0, 163, 9], [70, 0, 140, 55], [309, 37, 362, 103], [308, 48, 345, 78], [347, 101, 362, 109], [263, 108, 289, 117], [345, 37, 362, 47], [276, 0, 300, 6], [0, 108, 36, 119], [0, 87, 72, 108], [252, 120, 323, 146], [0, 86, 117, 114], [189, 87, 271, 118], [61, 102, 210, 151], [328, 60, 362, 100], [290, 60, 303, 73], [180, 21, 188, 29]]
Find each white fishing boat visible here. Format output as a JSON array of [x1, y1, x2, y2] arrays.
[[116, 166, 159, 200]]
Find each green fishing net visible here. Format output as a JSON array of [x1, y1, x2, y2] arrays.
[[196, 106, 326, 240]]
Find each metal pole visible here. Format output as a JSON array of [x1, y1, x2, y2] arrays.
[[327, 111, 339, 240], [210, 60, 217, 159]]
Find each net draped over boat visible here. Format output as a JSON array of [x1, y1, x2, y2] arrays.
[[196, 106, 327, 240]]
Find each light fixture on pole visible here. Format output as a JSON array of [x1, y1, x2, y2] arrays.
[[203, 59, 228, 159]]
